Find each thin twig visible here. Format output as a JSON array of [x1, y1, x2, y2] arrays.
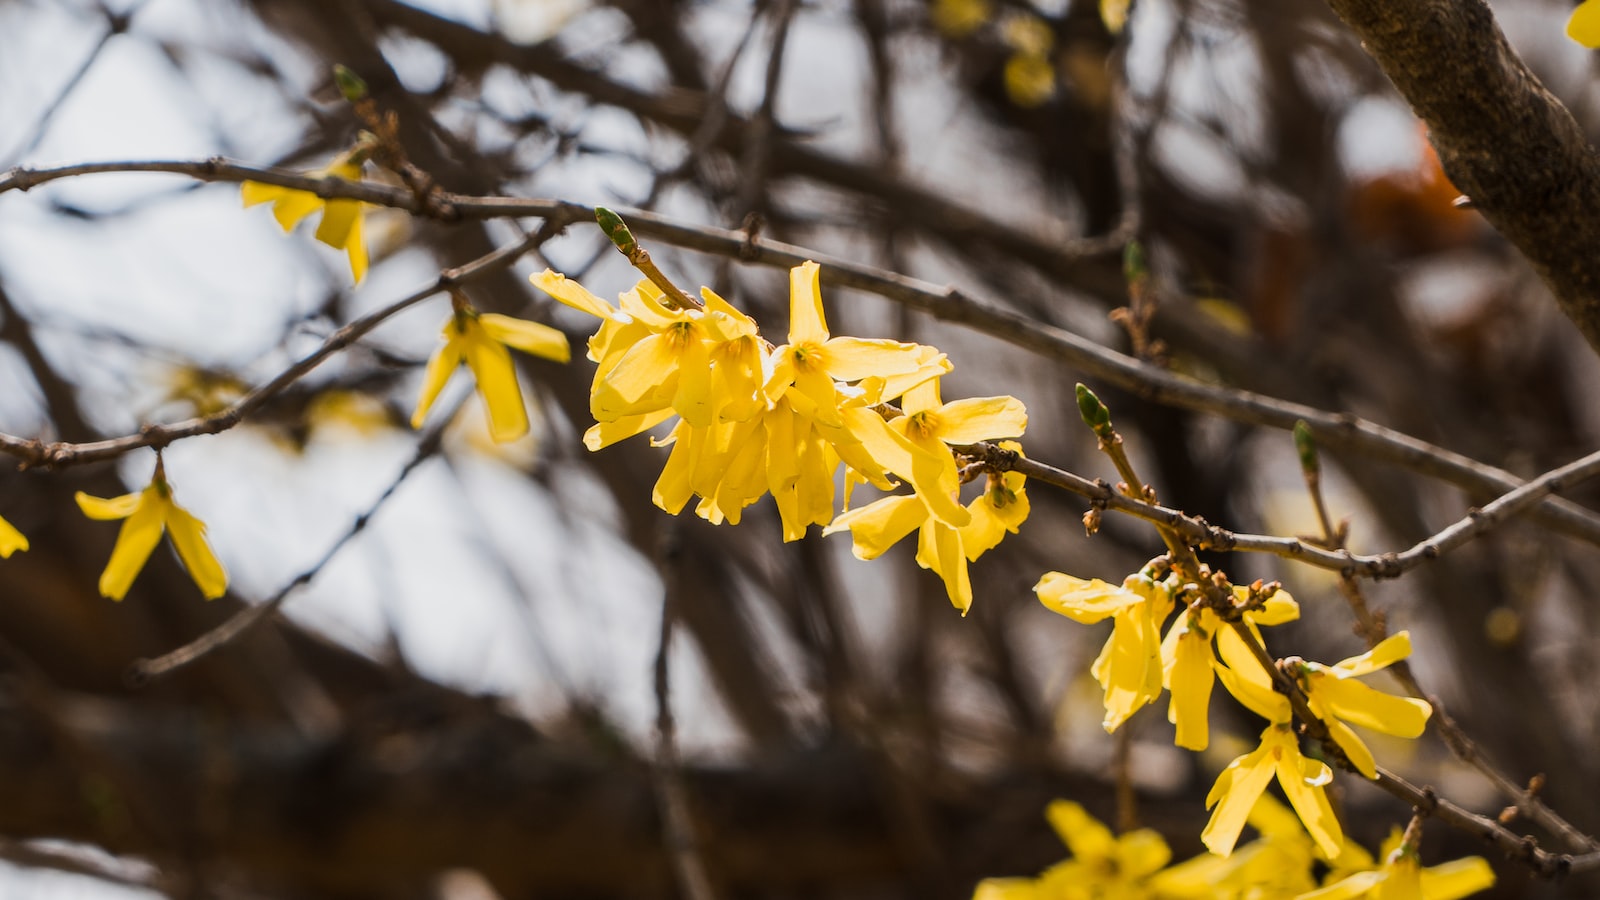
[[7, 160, 1600, 549], [960, 443, 1600, 581], [0, 223, 567, 469]]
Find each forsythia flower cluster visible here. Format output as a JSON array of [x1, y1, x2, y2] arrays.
[[1036, 569, 1432, 857], [975, 797, 1494, 900], [532, 260, 1030, 613]]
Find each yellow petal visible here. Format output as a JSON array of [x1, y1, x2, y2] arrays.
[[1313, 673, 1432, 737], [672, 331, 714, 427], [1034, 573, 1142, 624], [787, 260, 829, 345], [531, 269, 619, 319], [904, 437, 969, 526], [1299, 870, 1387, 900], [1170, 627, 1215, 750], [1202, 738, 1277, 856], [1419, 857, 1495, 900], [1570, 0, 1600, 47], [75, 490, 143, 520], [653, 422, 702, 514], [1322, 712, 1378, 780], [410, 330, 464, 430], [823, 494, 928, 559], [463, 327, 529, 442], [316, 197, 360, 249], [934, 396, 1028, 444], [1235, 584, 1300, 625], [0, 514, 28, 557], [480, 313, 571, 363], [164, 501, 228, 599], [960, 476, 1029, 560], [1331, 631, 1412, 678], [583, 408, 675, 451], [269, 190, 322, 232], [1214, 655, 1292, 723], [915, 517, 972, 614], [820, 337, 928, 382], [97, 488, 166, 600], [596, 332, 680, 407], [1272, 732, 1342, 857], [1115, 829, 1173, 878], [240, 180, 288, 207], [344, 209, 368, 282], [1045, 801, 1114, 863]]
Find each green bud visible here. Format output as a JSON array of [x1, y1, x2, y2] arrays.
[[1075, 383, 1112, 433], [1123, 241, 1147, 282], [594, 207, 638, 256], [333, 65, 368, 103], [1293, 420, 1319, 477]]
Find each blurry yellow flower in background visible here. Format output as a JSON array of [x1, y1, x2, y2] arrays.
[[1569, 0, 1600, 47], [242, 156, 370, 282], [0, 515, 27, 558], [972, 800, 1170, 900], [76, 462, 226, 601], [411, 299, 571, 444]]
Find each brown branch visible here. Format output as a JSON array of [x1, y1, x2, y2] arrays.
[[1319, 0, 1600, 358]]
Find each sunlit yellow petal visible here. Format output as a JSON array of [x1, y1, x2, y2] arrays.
[[1331, 631, 1412, 678], [1170, 625, 1215, 750], [825, 493, 927, 559], [653, 422, 702, 514], [1273, 734, 1342, 857], [820, 337, 928, 382], [344, 211, 368, 282], [1203, 738, 1277, 856], [788, 260, 829, 345], [164, 501, 228, 599], [97, 488, 166, 601], [1116, 829, 1173, 878], [596, 332, 680, 408], [960, 474, 1029, 560], [531, 269, 620, 319], [1322, 713, 1378, 779], [583, 408, 675, 451], [240, 180, 287, 207], [1214, 653, 1291, 723], [479, 313, 571, 364], [75, 490, 144, 520], [1313, 673, 1432, 737], [462, 328, 529, 442], [1034, 573, 1142, 624], [935, 396, 1028, 443], [915, 517, 972, 613], [410, 331, 464, 430], [672, 332, 714, 427], [0, 514, 26, 557]]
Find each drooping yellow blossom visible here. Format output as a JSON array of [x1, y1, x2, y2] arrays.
[[1569, 0, 1600, 47], [972, 800, 1171, 900], [411, 299, 571, 443], [1202, 723, 1342, 858], [242, 157, 370, 282], [883, 377, 1027, 527], [1162, 586, 1299, 751], [0, 514, 27, 558], [1035, 571, 1174, 730], [76, 464, 226, 601], [1300, 828, 1495, 900], [1293, 632, 1433, 779], [825, 446, 1030, 614]]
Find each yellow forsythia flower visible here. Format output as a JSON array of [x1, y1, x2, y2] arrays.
[[1301, 829, 1495, 900], [931, 0, 991, 38], [1036, 571, 1173, 730], [883, 377, 1027, 527], [76, 465, 226, 601], [242, 157, 370, 282], [972, 801, 1171, 900], [1570, 0, 1600, 47], [1294, 632, 1433, 779], [411, 300, 571, 443], [0, 514, 27, 558], [1203, 723, 1342, 859]]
